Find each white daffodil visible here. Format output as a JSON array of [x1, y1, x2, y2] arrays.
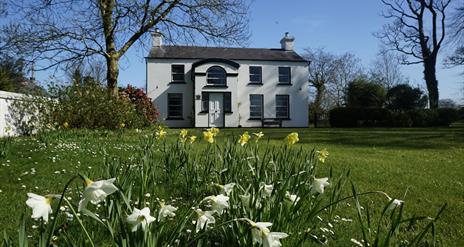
[[285, 191, 300, 204], [203, 194, 229, 215], [195, 209, 215, 233], [388, 199, 404, 210], [311, 177, 330, 194], [78, 177, 118, 211], [216, 183, 235, 196], [127, 207, 156, 232], [26, 193, 53, 222], [260, 183, 274, 197], [248, 220, 289, 247], [158, 202, 177, 222]]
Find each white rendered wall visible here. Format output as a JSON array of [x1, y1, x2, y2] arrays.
[[0, 91, 26, 137], [146, 59, 309, 128]]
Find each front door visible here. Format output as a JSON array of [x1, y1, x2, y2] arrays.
[[209, 93, 224, 127]]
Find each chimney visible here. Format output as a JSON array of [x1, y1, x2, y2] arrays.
[[152, 28, 163, 47], [280, 32, 295, 51]]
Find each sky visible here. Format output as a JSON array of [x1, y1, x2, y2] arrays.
[[34, 0, 463, 103]]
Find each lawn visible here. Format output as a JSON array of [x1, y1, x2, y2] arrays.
[[0, 127, 463, 246]]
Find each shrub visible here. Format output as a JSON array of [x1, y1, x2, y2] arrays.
[[436, 108, 460, 126], [345, 79, 387, 108], [329, 107, 391, 127], [119, 85, 159, 126], [386, 84, 428, 110]]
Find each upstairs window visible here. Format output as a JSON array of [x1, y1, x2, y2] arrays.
[[276, 95, 289, 119], [167, 93, 183, 119], [278, 67, 291, 84], [249, 66, 262, 84], [171, 65, 185, 83], [207, 66, 226, 85]]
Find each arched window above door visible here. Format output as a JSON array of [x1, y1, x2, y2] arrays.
[[207, 66, 226, 85]]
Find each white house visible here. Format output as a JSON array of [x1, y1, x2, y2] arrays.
[[146, 31, 309, 128]]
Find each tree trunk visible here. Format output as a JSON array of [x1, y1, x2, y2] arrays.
[[106, 56, 119, 96], [423, 58, 439, 109], [314, 84, 325, 114]]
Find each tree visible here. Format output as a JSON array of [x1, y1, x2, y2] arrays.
[[438, 98, 458, 108], [369, 49, 406, 89], [2, 0, 250, 95], [303, 48, 337, 114], [377, 0, 451, 109], [386, 84, 428, 110], [328, 53, 364, 107], [446, 4, 464, 66], [0, 55, 45, 94], [345, 79, 387, 108]]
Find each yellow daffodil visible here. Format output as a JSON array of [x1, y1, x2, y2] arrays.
[[285, 132, 299, 145], [188, 135, 197, 144], [78, 177, 118, 211], [127, 207, 156, 232], [253, 131, 264, 142], [156, 128, 167, 140], [203, 131, 215, 144], [208, 127, 220, 136], [63, 122, 69, 129], [238, 132, 250, 146], [26, 193, 53, 222], [179, 129, 188, 139], [119, 122, 126, 128], [316, 148, 329, 163]]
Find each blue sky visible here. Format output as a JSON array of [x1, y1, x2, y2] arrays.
[[35, 0, 463, 103]]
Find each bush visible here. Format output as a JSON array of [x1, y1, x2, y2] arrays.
[[345, 79, 387, 108], [119, 85, 159, 126], [42, 83, 157, 129], [386, 84, 428, 110], [329, 107, 391, 127]]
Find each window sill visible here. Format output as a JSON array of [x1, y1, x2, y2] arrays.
[[248, 82, 263, 85], [224, 111, 233, 114], [276, 117, 291, 120], [203, 85, 228, 89], [199, 111, 208, 114], [277, 83, 292, 86], [169, 81, 186, 84], [249, 118, 263, 120], [166, 117, 184, 120]]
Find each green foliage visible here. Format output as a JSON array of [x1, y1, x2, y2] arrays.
[[329, 108, 392, 127], [346, 79, 387, 108], [386, 84, 428, 110], [119, 85, 159, 125], [0, 56, 46, 95]]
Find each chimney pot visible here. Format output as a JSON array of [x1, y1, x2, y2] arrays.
[[152, 29, 163, 47], [280, 32, 295, 51]]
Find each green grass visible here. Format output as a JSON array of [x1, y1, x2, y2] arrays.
[[1, 127, 463, 245]]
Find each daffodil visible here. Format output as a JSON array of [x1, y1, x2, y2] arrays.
[[310, 177, 330, 194], [127, 207, 156, 232], [316, 149, 329, 163], [63, 122, 69, 129], [285, 191, 300, 204], [203, 194, 229, 215], [208, 127, 220, 136], [26, 193, 53, 222], [215, 183, 235, 196], [119, 123, 126, 128], [253, 131, 264, 142], [195, 209, 215, 233], [203, 131, 215, 144], [388, 198, 404, 210], [179, 129, 188, 139], [285, 132, 299, 145], [155, 128, 167, 140], [158, 201, 177, 222], [78, 177, 118, 211], [247, 220, 289, 247], [238, 132, 251, 146], [260, 183, 273, 197], [188, 135, 197, 143]]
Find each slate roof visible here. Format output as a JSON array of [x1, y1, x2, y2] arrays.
[[146, 46, 307, 62]]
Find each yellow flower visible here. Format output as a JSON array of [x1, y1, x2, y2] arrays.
[[285, 132, 299, 145], [208, 127, 220, 136], [63, 122, 69, 129], [179, 129, 188, 139], [189, 135, 197, 144], [253, 131, 264, 142], [156, 128, 167, 140], [238, 132, 250, 146], [203, 131, 215, 144], [119, 123, 126, 128], [316, 148, 329, 163]]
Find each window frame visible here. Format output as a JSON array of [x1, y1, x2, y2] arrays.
[[206, 66, 227, 86], [278, 67, 291, 85], [249, 66, 262, 84], [275, 94, 290, 119], [249, 94, 264, 120], [171, 65, 185, 83], [223, 92, 232, 113], [167, 93, 183, 119]]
